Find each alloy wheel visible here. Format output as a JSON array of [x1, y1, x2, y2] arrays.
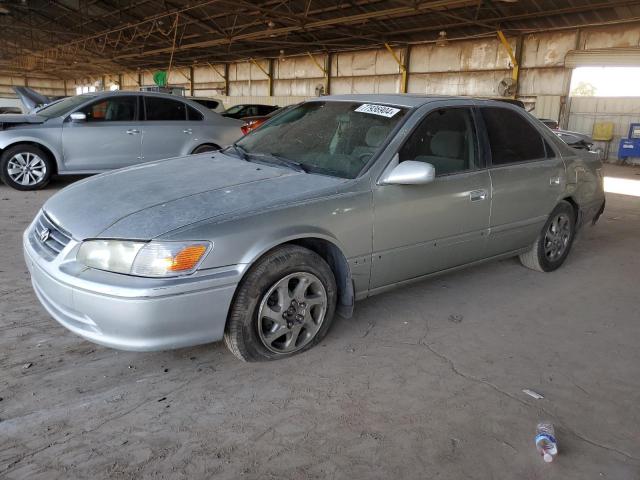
[[257, 272, 328, 354], [544, 213, 571, 261], [6, 152, 47, 186]]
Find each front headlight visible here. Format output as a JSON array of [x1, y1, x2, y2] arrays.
[[77, 240, 211, 277]]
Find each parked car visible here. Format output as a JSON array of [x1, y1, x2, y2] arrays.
[[24, 95, 605, 361], [554, 129, 594, 151], [0, 91, 244, 190], [187, 96, 226, 113], [221, 104, 279, 119], [240, 104, 297, 135]]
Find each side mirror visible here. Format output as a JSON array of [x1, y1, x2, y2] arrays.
[[69, 112, 86, 122], [380, 160, 435, 185]]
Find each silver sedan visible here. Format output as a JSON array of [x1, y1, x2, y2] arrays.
[[0, 91, 243, 190], [23, 95, 605, 361]]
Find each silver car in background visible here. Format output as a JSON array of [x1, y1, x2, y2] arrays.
[[0, 91, 243, 190], [23, 95, 605, 362]]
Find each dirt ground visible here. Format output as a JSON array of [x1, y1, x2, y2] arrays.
[[1, 166, 639, 479]]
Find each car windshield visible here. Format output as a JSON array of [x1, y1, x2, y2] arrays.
[[235, 101, 408, 178], [224, 105, 244, 115], [36, 94, 95, 118]]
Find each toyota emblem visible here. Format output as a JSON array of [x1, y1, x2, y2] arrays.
[[39, 228, 50, 243]]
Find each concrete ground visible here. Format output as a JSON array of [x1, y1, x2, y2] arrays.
[[1, 166, 639, 480]]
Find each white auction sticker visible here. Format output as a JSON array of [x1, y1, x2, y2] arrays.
[[355, 104, 400, 118]]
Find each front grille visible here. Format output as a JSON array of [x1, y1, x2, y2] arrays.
[[31, 212, 72, 258]]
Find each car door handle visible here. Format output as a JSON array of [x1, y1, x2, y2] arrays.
[[469, 189, 488, 202], [550, 176, 561, 185], [126, 129, 140, 135], [183, 129, 193, 135]]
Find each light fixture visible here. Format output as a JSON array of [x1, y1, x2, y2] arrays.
[[436, 30, 448, 47]]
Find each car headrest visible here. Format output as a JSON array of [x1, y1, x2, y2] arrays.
[[431, 131, 464, 159], [366, 126, 388, 148]]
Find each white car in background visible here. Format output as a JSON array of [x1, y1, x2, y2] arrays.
[[187, 96, 226, 113]]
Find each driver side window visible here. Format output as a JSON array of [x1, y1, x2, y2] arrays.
[[399, 107, 477, 176], [78, 96, 137, 122]]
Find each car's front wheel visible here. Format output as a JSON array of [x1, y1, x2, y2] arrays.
[[519, 200, 576, 272], [224, 245, 337, 362], [0, 145, 53, 190]]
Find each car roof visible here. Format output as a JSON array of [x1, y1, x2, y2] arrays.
[[311, 94, 521, 109]]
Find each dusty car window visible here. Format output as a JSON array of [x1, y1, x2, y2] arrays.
[[481, 107, 546, 165], [78, 96, 137, 122], [399, 108, 477, 176], [236, 101, 407, 178]]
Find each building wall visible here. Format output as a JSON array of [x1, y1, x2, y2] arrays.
[[0, 75, 68, 111], [123, 22, 634, 111], [4, 22, 637, 154], [568, 96, 640, 162]]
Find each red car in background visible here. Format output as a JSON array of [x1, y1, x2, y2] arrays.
[[240, 105, 297, 135]]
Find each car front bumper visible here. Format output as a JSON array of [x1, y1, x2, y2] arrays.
[[23, 222, 243, 351]]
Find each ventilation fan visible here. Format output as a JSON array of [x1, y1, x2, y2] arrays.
[[497, 77, 516, 97]]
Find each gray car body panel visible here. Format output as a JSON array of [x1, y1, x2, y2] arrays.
[[0, 91, 243, 174], [25, 94, 605, 351]]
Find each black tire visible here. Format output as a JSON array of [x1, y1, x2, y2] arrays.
[[191, 144, 220, 154], [224, 245, 337, 362], [519, 200, 576, 272], [0, 144, 53, 191]]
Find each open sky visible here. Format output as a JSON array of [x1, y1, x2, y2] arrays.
[[570, 67, 640, 97]]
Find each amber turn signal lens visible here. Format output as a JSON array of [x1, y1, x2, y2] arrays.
[[168, 245, 208, 272]]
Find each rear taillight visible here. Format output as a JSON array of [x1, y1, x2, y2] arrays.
[[241, 119, 264, 135]]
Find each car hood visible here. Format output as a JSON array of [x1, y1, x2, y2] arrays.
[[43, 153, 348, 240], [0, 114, 47, 127], [13, 86, 52, 111]]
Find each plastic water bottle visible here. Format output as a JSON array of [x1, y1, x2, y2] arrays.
[[535, 422, 558, 463]]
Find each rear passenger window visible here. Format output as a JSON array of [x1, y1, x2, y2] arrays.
[[187, 105, 203, 121], [399, 108, 477, 176], [481, 107, 546, 165], [145, 97, 187, 121]]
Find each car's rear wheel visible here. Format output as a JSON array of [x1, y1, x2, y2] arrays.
[[224, 245, 337, 362], [0, 145, 53, 190], [519, 200, 576, 272]]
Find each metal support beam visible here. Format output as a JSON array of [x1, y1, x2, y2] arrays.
[[224, 63, 229, 96], [250, 57, 272, 96], [497, 30, 519, 98], [307, 52, 329, 95], [206, 62, 228, 95], [384, 43, 408, 94], [326, 52, 332, 96]]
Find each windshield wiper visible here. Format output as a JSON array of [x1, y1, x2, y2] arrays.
[[252, 152, 307, 173], [225, 143, 249, 161]]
